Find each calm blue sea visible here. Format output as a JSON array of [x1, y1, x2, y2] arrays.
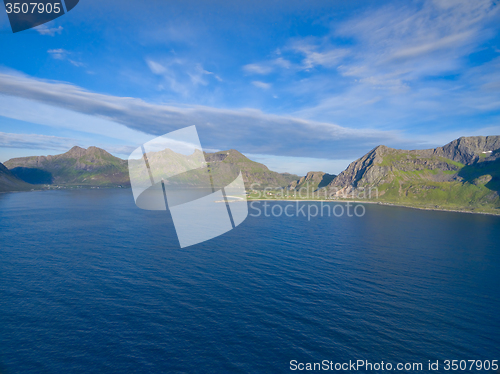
[[0, 189, 499, 373]]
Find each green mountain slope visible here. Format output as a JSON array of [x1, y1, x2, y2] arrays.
[[205, 149, 298, 188], [5, 147, 297, 190], [137, 148, 298, 189], [323, 136, 500, 214], [4, 146, 130, 187]]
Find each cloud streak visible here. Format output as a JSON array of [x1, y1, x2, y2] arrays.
[[0, 131, 77, 151], [146, 58, 221, 97], [35, 25, 63, 36], [252, 81, 271, 90], [47, 48, 85, 68], [0, 71, 402, 159]]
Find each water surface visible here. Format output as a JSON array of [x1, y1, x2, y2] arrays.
[[0, 189, 499, 373]]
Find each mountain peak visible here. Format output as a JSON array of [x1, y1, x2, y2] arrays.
[[371, 144, 395, 156], [65, 146, 88, 158], [205, 149, 251, 164], [428, 135, 500, 165], [4, 146, 128, 187]]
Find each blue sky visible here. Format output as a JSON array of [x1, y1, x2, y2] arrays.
[[0, 0, 499, 175]]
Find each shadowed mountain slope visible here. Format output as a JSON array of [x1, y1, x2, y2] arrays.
[[288, 172, 336, 191], [0, 162, 35, 192]]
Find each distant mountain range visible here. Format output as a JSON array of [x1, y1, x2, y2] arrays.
[[1, 136, 499, 213], [2, 146, 298, 190]]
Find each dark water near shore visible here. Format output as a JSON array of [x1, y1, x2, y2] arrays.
[[0, 189, 499, 373]]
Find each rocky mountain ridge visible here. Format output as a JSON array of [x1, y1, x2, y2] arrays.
[[323, 136, 500, 213], [328, 136, 500, 190]]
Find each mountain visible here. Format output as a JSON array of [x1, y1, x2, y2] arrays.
[[205, 149, 298, 188], [4, 147, 297, 189], [5, 136, 500, 214], [288, 171, 336, 191], [323, 136, 500, 213], [4, 146, 130, 187], [0, 162, 35, 192], [136, 148, 298, 189]]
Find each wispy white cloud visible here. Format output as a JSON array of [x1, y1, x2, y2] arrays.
[[334, 0, 498, 81], [243, 57, 293, 75], [146, 60, 166, 75], [243, 63, 274, 75], [287, 40, 349, 70], [301, 49, 348, 69], [146, 58, 221, 97], [244, 39, 349, 75], [238, 0, 500, 133], [273, 57, 292, 69], [252, 81, 271, 90], [35, 25, 63, 36], [269, 0, 500, 133], [47, 49, 67, 60], [0, 131, 76, 150], [47, 49, 85, 68]]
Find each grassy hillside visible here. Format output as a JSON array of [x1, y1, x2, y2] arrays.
[[324, 138, 500, 214], [5, 146, 130, 187], [206, 150, 298, 189], [4, 147, 298, 190], [138, 148, 299, 189]]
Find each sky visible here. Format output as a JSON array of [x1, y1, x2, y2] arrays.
[[0, 0, 499, 175]]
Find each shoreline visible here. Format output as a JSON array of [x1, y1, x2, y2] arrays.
[[247, 198, 500, 216], [2, 188, 499, 217]]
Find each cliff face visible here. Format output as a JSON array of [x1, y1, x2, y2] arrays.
[[322, 136, 500, 212], [328, 136, 500, 190], [422, 136, 500, 165]]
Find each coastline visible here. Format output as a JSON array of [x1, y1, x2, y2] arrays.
[[2, 188, 499, 216], [246, 198, 500, 216]]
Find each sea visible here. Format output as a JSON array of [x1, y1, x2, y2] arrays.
[[0, 189, 499, 373]]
